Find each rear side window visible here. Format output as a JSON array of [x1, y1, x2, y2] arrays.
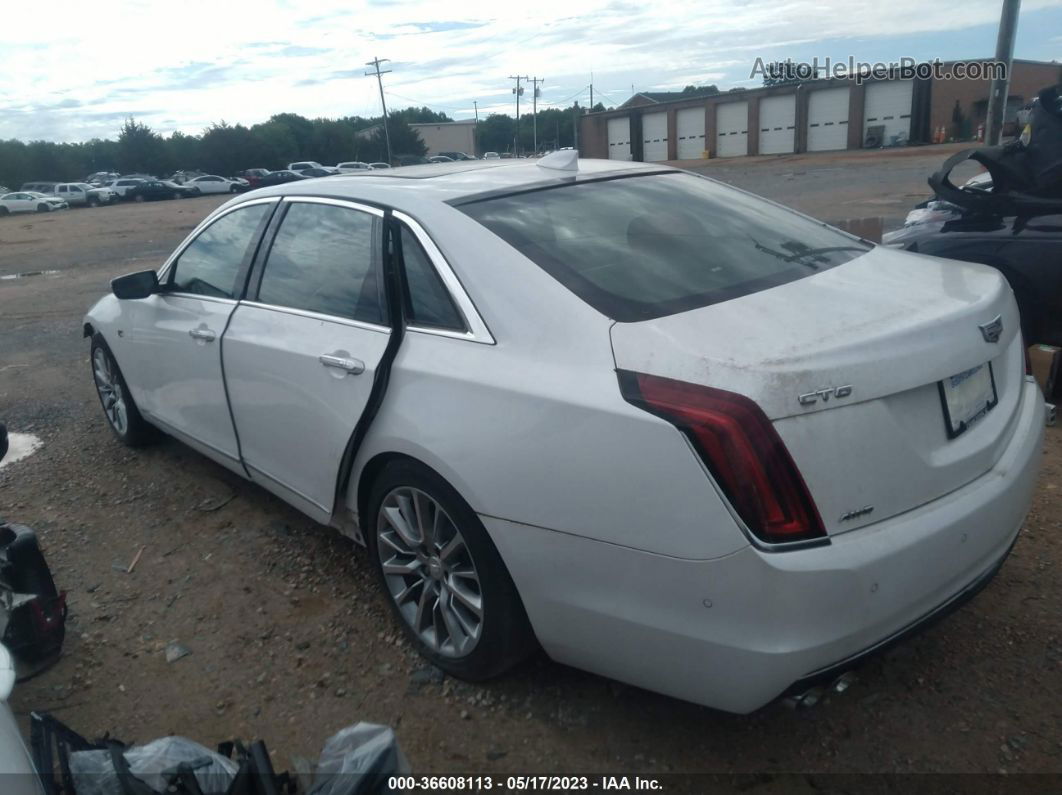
[[170, 204, 270, 298], [460, 173, 870, 322], [401, 228, 465, 331], [257, 202, 385, 324]]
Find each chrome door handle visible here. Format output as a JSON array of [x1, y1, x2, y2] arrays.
[[319, 354, 365, 374], [188, 327, 216, 342]]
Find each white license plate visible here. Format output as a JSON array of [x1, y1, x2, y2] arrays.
[[939, 363, 998, 438]]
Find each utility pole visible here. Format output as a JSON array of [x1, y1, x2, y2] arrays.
[[365, 56, 393, 164], [530, 77, 543, 154], [509, 75, 528, 156], [589, 72, 594, 109], [985, 0, 1021, 146], [473, 100, 479, 157], [573, 100, 580, 151]]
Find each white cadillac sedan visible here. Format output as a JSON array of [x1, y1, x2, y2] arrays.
[[184, 175, 243, 195], [83, 154, 1045, 713]]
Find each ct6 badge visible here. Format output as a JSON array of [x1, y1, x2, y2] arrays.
[[798, 384, 853, 406]]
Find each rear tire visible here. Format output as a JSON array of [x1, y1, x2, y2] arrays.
[[0, 207, 8, 217], [133, 194, 145, 203], [36, 204, 50, 213], [90, 335, 158, 447], [365, 460, 536, 681]]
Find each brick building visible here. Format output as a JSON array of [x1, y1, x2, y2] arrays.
[[577, 58, 1062, 162]]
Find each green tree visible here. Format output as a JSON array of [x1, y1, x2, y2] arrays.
[[361, 118, 426, 162], [117, 118, 169, 174]]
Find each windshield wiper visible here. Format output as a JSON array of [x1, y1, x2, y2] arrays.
[[781, 246, 869, 262]]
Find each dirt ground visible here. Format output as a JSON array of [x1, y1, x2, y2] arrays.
[[1, 150, 1060, 788]]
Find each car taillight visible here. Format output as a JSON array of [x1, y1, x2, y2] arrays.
[[619, 371, 826, 545]]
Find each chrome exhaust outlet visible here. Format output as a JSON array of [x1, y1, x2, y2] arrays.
[[784, 671, 858, 710], [1046, 402, 1056, 427]]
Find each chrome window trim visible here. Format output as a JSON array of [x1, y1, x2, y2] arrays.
[[281, 195, 385, 218], [158, 293, 238, 306], [157, 196, 281, 283], [393, 210, 495, 345], [239, 300, 391, 334]]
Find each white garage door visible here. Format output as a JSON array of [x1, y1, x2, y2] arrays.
[[676, 108, 705, 159], [758, 95, 796, 155], [715, 102, 748, 158], [641, 111, 668, 162], [607, 116, 631, 160], [863, 80, 913, 147], [807, 88, 851, 152]]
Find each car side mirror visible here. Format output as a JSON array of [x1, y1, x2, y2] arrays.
[[111, 270, 159, 300]]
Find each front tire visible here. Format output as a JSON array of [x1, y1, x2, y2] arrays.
[[133, 194, 145, 203], [90, 335, 158, 446], [366, 460, 536, 680], [37, 204, 50, 213]]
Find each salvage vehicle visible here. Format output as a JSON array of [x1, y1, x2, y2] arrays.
[[184, 175, 243, 195], [255, 170, 307, 187], [124, 180, 190, 202], [83, 154, 1045, 713], [0, 192, 67, 215]]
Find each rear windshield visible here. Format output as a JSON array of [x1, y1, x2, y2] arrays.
[[460, 172, 871, 321]]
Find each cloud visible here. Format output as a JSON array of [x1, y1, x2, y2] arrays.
[[3, 0, 1062, 142]]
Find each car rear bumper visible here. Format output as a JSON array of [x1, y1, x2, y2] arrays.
[[484, 380, 1044, 713]]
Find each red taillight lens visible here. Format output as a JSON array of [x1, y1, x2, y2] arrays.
[[619, 371, 826, 545]]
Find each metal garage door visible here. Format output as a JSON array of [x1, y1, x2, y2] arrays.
[[607, 116, 631, 160], [641, 112, 668, 162], [758, 95, 796, 155], [863, 80, 913, 147], [676, 108, 705, 160], [807, 88, 850, 151], [715, 102, 748, 158]]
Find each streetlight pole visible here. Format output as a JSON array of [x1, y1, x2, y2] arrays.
[[985, 0, 1021, 146]]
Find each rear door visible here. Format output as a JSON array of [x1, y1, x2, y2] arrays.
[[123, 200, 276, 469], [222, 198, 391, 522]]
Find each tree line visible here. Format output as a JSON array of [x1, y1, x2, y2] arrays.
[[0, 101, 607, 188]]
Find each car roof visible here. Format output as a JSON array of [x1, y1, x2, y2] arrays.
[[237, 158, 669, 209]]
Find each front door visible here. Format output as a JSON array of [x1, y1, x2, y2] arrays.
[[222, 198, 391, 522], [124, 201, 274, 467]]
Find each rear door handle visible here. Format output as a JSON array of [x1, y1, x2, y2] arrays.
[[188, 327, 216, 342], [319, 354, 365, 374]]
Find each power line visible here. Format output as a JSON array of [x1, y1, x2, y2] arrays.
[[364, 56, 392, 164]]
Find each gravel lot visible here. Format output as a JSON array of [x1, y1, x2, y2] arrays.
[[1, 152, 1059, 787]]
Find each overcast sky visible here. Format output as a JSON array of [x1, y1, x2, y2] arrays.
[[4, 0, 1062, 143]]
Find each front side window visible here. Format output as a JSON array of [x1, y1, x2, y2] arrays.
[[170, 204, 271, 298], [460, 173, 871, 322], [401, 228, 464, 331], [257, 202, 384, 324]]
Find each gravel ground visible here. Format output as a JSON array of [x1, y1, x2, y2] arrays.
[[0, 158, 1059, 788]]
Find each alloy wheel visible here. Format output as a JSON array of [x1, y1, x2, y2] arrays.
[[376, 487, 484, 657], [92, 348, 128, 435]]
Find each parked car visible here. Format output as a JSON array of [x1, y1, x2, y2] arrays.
[[256, 170, 307, 188], [336, 162, 370, 173], [125, 180, 190, 202], [184, 175, 242, 195], [395, 155, 429, 167], [428, 156, 454, 164], [482, 152, 500, 159], [884, 195, 1062, 347], [85, 171, 119, 185], [170, 171, 204, 185], [0, 192, 67, 215], [237, 169, 270, 188], [43, 182, 116, 207], [367, 162, 391, 170], [102, 178, 146, 198], [288, 161, 323, 172], [438, 151, 474, 161], [84, 156, 1045, 714], [297, 167, 340, 178]]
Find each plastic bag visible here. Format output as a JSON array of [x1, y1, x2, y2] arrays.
[[69, 736, 238, 795], [310, 723, 410, 795]]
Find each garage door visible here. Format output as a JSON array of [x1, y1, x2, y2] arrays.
[[607, 116, 631, 160], [807, 88, 850, 152], [715, 102, 748, 158], [641, 112, 668, 162], [676, 108, 705, 160], [758, 95, 796, 155], [863, 80, 913, 147]]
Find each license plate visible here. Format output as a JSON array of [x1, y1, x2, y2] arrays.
[[939, 363, 998, 438]]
